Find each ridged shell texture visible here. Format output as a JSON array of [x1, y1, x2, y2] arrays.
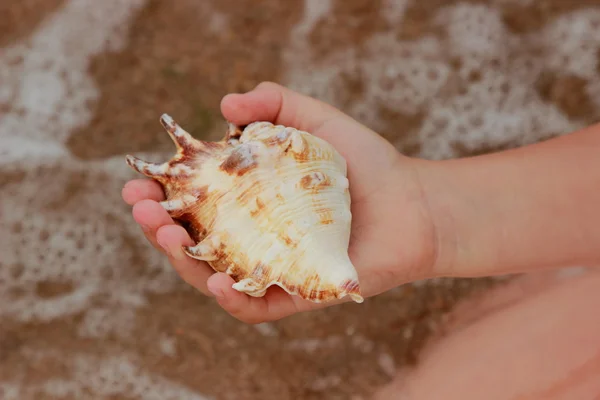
[[126, 115, 363, 303]]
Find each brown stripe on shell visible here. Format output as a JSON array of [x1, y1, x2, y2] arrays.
[[340, 279, 360, 294], [215, 261, 272, 288], [250, 197, 266, 217], [316, 208, 335, 225], [251, 262, 271, 282], [190, 186, 210, 201], [278, 272, 320, 302], [205, 241, 233, 274], [219, 145, 258, 176], [264, 128, 292, 146], [162, 185, 209, 218], [290, 137, 339, 165], [288, 134, 310, 162], [125, 155, 168, 180], [203, 141, 227, 151], [163, 159, 194, 177], [279, 273, 355, 303], [175, 212, 208, 243], [299, 174, 313, 189], [221, 262, 362, 303], [224, 122, 244, 141], [299, 172, 332, 193], [167, 185, 213, 244], [235, 179, 263, 208], [302, 273, 322, 301], [159, 114, 200, 155], [340, 279, 363, 302], [224, 263, 246, 281], [277, 232, 296, 247], [172, 142, 226, 164]]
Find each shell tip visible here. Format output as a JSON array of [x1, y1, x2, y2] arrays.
[[159, 113, 179, 136], [124, 154, 167, 177], [340, 279, 364, 303], [349, 293, 364, 303], [125, 154, 135, 166], [158, 113, 202, 153], [182, 234, 221, 261], [225, 121, 243, 141], [160, 113, 174, 127]]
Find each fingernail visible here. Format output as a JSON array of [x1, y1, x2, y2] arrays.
[[140, 224, 152, 233], [157, 238, 171, 256], [123, 181, 136, 190], [208, 284, 225, 301]]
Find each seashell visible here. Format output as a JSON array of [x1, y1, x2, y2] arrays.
[[125, 114, 363, 304]]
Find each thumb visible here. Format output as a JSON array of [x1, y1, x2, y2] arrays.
[[220, 81, 343, 133]]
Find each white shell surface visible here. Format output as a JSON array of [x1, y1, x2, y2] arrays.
[[126, 116, 363, 304]]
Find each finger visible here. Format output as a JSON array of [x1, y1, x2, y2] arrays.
[[220, 81, 343, 133], [206, 273, 308, 324], [131, 199, 175, 253], [155, 224, 214, 296], [122, 179, 165, 205]]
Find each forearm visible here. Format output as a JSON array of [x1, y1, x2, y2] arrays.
[[422, 123, 600, 278]]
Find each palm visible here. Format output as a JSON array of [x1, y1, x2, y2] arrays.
[[308, 118, 436, 300]]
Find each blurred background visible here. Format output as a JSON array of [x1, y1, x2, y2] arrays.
[[1, 0, 599, 399]]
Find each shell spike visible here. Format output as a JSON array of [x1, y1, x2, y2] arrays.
[[340, 279, 364, 303], [225, 122, 243, 141], [182, 234, 222, 261], [125, 154, 168, 178], [159, 194, 196, 214], [159, 114, 199, 152]]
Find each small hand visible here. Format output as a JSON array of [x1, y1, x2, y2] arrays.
[[122, 82, 438, 323]]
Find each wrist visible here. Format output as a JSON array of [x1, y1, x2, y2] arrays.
[[416, 127, 600, 280], [412, 158, 460, 279], [384, 155, 457, 283]]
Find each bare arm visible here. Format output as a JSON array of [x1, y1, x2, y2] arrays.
[[422, 123, 600, 278]]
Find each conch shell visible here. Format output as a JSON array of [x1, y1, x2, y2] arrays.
[[126, 114, 363, 304]]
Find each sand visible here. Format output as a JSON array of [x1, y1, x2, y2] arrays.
[[1, 1, 599, 399]]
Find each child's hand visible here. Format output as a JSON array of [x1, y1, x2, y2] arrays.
[[122, 82, 438, 323]]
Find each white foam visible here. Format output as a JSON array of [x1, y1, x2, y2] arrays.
[[77, 307, 137, 338], [283, 0, 348, 105], [0, 383, 21, 400], [308, 375, 342, 392], [378, 353, 396, 377], [281, 3, 597, 160], [159, 334, 178, 357], [295, 0, 333, 37], [0, 135, 67, 166], [285, 337, 343, 353], [381, 0, 409, 24], [8, 354, 213, 399], [0, 0, 147, 144], [434, 4, 510, 61], [253, 322, 279, 337], [539, 10, 600, 79]]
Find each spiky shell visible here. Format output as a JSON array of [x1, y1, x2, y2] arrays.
[[126, 114, 363, 304]]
